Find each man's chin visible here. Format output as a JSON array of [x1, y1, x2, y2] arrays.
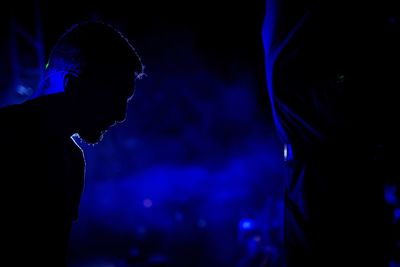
[[77, 130, 105, 145]]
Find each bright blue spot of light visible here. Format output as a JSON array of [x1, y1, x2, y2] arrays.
[[385, 185, 398, 205], [394, 208, 400, 222], [239, 218, 254, 230]]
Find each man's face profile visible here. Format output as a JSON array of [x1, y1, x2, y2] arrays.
[[72, 67, 135, 145]]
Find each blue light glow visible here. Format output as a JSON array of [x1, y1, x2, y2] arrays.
[[394, 208, 400, 222], [239, 218, 254, 230], [385, 185, 398, 205], [197, 219, 207, 228], [143, 198, 153, 208]]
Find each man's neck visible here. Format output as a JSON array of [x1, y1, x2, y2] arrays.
[[27, 93, 77, 139]]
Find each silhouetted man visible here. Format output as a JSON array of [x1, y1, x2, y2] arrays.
[[0, 21, 143, 266], [262, 1, 399, 266]]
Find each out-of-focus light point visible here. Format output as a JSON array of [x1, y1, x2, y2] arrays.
[[143, 198, 153, 208], [253, 235, 261, 242], [394, 208, 400, 222], [198, 219, 207, 228], [175, 212, 184, 222], [239, 218, 254, 230], [16, 84, 33, 96]]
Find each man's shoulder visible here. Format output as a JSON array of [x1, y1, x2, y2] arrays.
[[0, 101, 26, 119], [0, 97, 45, 124], [0, 102, 31, 144]]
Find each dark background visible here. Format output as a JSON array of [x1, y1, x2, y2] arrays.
[[1, 1, 286, 266]]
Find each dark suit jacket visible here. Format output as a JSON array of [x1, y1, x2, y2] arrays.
[[0, 93, 84, 266]]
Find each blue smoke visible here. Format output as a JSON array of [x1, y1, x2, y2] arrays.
[[67, 26, 285, 267]]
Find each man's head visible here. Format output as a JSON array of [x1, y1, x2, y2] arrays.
[[41, 21, 144, 144]]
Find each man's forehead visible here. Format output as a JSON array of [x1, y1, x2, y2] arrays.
[[84, 62, 136, 74], [83, 67, 136, 82]]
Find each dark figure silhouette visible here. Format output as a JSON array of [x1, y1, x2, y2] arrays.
[[0, 22, 143, 266], [262, 1, 399, 266]]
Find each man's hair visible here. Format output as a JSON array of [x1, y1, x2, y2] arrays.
[[45, 21, 144, 80]]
